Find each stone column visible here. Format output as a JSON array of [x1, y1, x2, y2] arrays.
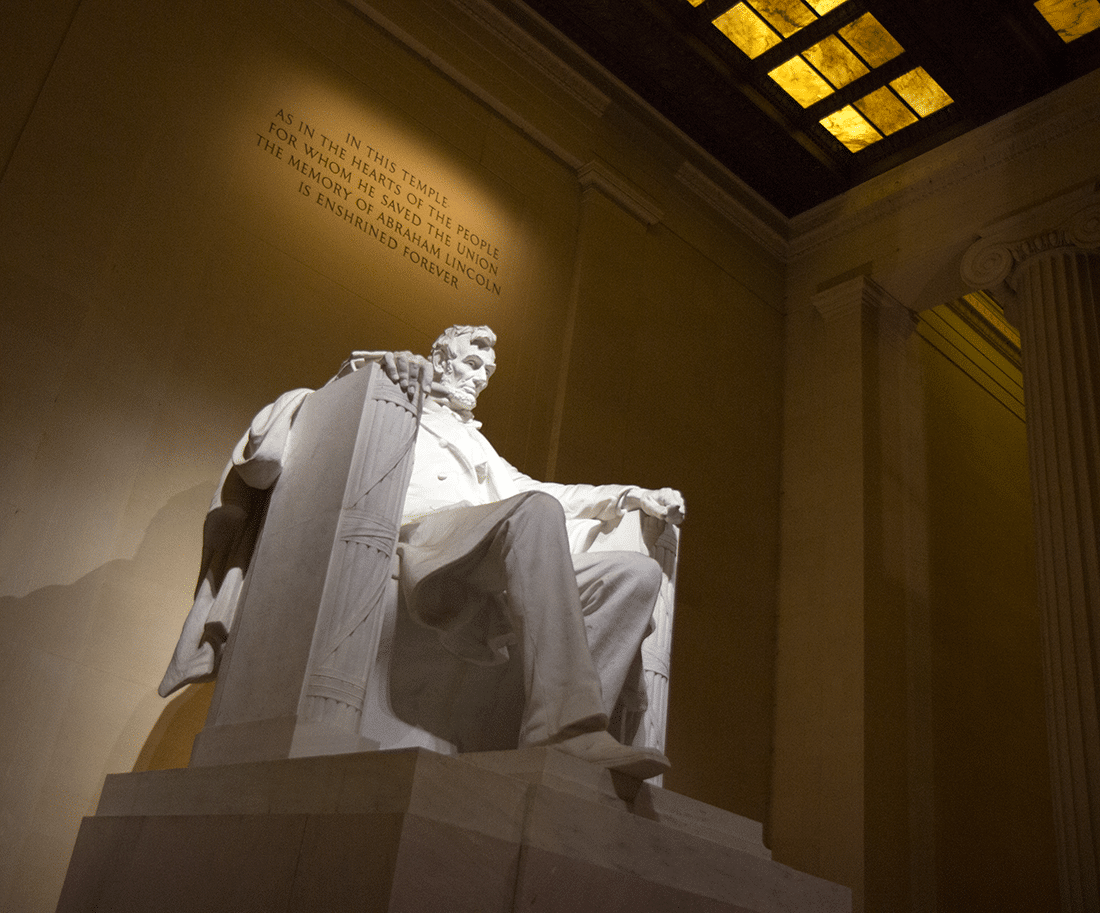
[[963, 197, 1100, 913]]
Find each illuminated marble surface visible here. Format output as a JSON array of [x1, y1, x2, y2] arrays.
[[58, 748, 852, 913]]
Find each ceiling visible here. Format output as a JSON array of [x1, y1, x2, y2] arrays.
[[510, 0, 1100, 217]]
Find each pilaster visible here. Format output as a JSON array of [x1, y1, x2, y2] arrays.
[[773, 277, 928, 913], [547, 163, 657, 481]]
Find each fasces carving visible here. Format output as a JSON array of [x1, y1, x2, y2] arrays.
[[161, 326, 684, 780], [300, 379, 420, 732]]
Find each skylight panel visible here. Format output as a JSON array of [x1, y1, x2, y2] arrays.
[[697, 0, 953, 154], [820, 67, 952, 151], [838, 14, 903, 67], [1033, 0, 1100, 41], [762, 10, 905, 108], [710, 0, 853, 58], [769, 55, 836, 106], [752, 0, 817, 38], [801, 34, 869, 90], [854, 86, 918, 135], [890, 67, 952, 117], [713, 4, 783, 58], [819, 106, 881, 152]]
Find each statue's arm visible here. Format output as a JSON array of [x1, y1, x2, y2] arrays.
[[231, 387, 313, 489], [507, 463, 685, 526]]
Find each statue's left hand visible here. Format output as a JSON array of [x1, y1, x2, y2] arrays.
[[384, 350, 433, 401], [625, 487, 685, 525], [345, 350, 433, 402]]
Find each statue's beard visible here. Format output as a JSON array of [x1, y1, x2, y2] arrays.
[[437, 378, 478, 412]]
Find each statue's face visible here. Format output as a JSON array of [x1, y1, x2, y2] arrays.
[[437, 335, 496, 412]]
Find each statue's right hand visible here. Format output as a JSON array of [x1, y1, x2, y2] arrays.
[[624, 487, 686, 525]]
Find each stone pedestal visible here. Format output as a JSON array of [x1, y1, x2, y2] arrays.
[[56, 749, 850, 913]]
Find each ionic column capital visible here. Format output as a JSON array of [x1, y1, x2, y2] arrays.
[[961, 184, 1100, 325], [962, 201, 1100, 289]]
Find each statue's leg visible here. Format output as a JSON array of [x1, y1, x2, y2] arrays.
[[400, 493, 670, 777], [572, 550, 662, 716], [480, 495, 670, 777], [468, 491, 609, 746]]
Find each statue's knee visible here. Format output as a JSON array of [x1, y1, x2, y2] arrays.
[[611, 552, 663, 594], [637, 554, 663, 593], [519, 490, 566, 522]]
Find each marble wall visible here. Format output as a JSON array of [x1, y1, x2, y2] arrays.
[[6, 0, 1096, 910], [0, 0, 786, 909]]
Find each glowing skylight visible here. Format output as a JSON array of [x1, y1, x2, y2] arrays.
[[854, 86, 917, 135], [890, 68, 952, 117], [710, 0, 847, 57], [819, 106, 881, 152], [713, 4, 783, 58], [769, 56, 836, 106], [838, 14, 903, 68], [819, 67, 952, 150], [763, 11, 903, 107], [1034, 0, 1100, 42], [752, 0, 816, 38], [802, 34, 869, 90], [695, 0, 954, 153]]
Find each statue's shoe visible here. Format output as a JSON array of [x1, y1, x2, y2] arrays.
[[547, 730, 670, 780]]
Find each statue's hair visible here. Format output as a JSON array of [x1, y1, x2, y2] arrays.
[[431, 325, 496, 362]]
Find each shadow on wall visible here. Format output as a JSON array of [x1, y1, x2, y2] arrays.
[[124, 484, 221, 771], [0, 483, 220, 779], [0, 483, 223, 909], [133, 683, 214, 771]]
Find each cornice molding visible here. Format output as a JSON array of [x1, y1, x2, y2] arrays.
[[676, 161, 788, 261], [341, 0, 585, 169], [578, 159, 664, 226], [342, 0, 788, 255], [811, 275, 902, 323], [789, 69, 1100, 263], [447, 0, 611, 116]]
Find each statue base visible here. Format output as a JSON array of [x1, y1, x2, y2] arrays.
[[56, 748, 850, 912]]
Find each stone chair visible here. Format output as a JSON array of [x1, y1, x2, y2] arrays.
[[173, 364, 679, 773]]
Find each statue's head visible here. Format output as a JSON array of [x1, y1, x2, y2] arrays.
[[430, 324, 497, 413]]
